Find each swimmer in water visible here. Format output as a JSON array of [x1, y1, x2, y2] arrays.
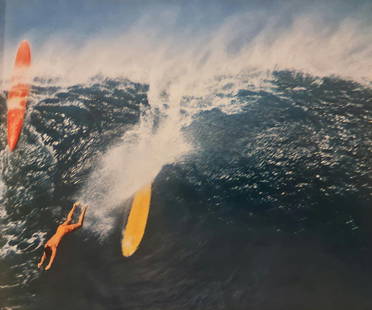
[[37, 202, 87, 271]]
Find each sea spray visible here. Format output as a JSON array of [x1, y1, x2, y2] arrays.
[[78, 101, 191, 237]]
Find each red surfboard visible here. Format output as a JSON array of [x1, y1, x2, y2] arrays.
[[7, 40, 31, 151]]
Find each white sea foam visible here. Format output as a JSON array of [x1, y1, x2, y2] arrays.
[[2, 10, 372, 89], [79, 106, 192, 237]]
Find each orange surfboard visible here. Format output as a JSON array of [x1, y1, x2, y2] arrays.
[[7, 40, 31, 151], [121, 184, 152, 257]]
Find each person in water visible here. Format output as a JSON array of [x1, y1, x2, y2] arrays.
[[38, 202, 88, 271]]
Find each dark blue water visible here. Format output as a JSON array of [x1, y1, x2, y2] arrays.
[[0, 71, 371, 309]]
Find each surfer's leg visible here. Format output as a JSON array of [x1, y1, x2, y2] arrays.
[[38, 246, 51, 269], [45, 247, 57, 271], [37, 249, 47, 269]]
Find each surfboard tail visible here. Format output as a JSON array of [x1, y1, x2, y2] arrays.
[[7, 109, 25, 151], [122, 184, 152, 257]]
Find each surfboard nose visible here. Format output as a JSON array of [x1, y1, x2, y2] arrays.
[[15, 40, 31, 67], [7, 109, 25, 151]]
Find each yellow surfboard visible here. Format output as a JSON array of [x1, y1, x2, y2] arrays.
[[121, 184, 152, 257]]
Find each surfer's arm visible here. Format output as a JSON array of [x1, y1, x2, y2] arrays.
[[45, 248, 57, 271], [64, 206, 88, 233], [78, 206, 87, 226], [63, 202, 79, 225]]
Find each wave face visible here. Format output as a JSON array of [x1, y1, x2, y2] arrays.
[[0, 70, 370, 309], [1, 2, 372, 309]]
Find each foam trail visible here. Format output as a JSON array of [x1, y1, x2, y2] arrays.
[[79, 106, 191, 237]]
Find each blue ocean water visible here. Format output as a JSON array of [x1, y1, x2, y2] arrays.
[[0, 70, 370, 309], [1, 1, 372, 309]]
